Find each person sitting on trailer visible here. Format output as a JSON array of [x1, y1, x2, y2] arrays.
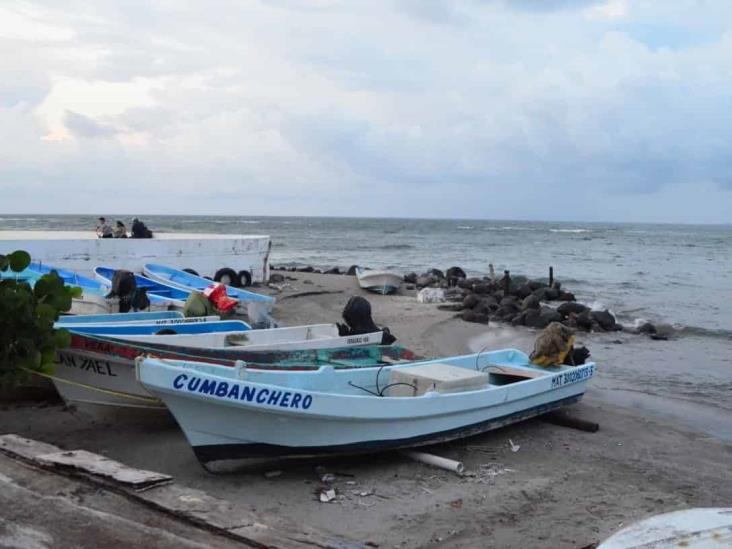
[[96, 217, 113, 238], [131, 217, 153, 238], [113, 220, 127, 238]]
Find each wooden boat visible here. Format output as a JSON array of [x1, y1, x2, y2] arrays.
[[117, 323, 387, 352], [355, 267, 402, 295], [1, 262, 116, 315], [136, 351, 595, 466], [48, 333, 418, 410], [66, 319, 249, 336], [94, 266, 196, 310]]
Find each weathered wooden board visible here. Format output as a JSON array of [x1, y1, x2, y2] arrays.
[[36, 449, 172, 490]]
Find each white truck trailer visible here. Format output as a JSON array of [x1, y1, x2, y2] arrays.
[[0, 231, 271, 286]]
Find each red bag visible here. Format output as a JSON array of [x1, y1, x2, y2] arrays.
[[203, 283, 239, 313]]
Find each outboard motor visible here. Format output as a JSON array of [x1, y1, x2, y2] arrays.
[[338, 296, 397, 345], [105, 270, 137, 313]]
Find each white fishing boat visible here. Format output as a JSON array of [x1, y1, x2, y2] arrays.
[[49, 333, 414, 411], [117, 324, 386, 352], [136, 350, 595, 467], [355, 267, 402, 295]]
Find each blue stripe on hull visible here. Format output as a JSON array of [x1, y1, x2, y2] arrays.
[[192, 394, 583, 464]]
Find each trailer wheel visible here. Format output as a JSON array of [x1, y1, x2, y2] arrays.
[[236, 270, 252, 287], [214, 267, 238, 286], [183, 268, 199, 276]]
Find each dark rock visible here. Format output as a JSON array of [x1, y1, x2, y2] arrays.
[[540, 306, 562, 324], [416, 276, 435, 288], [551, 280, 562, 291], [445, 266, 466, 280], [523, 308, 544, 328], [522, 294, 541, 310], [463, 294, 480, 309], [457, 278, 474, 290], [473, 283, 492, 295], [289, 267, 297, 272], [511, 311, 527, 326], [637, 322, 657, 335], [425, 268, 445, 279], [269, 273, 285, 283], [444, 287, 465, 302], [500, 296, 517, 307], [576, 311, 593, 331], [543, 287, 560, 301], [461, 309, 476, 322], [515, 283, 533, 299], [481, 296, 499, 310], [346, 265, 358, 276], [404, 272, 418, 284], [406, 284, 415, 290], [532, 287, 549, 301], [297, 266, 315, 272], [591, 309, 618, 331], [557, 291, 576, 302], [313, 269, 322, 274], [528, 280, 547, 291], [437, 303, 464, 312], [557, 302, 588, 317], [325, 267, 340, 275], [495, 303, 519, 320]]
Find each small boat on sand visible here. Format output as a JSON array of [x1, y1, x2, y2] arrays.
[[143, 263, 274, 321], [2, 262, 115, 315], [48, 332, 418, 410], [355, 267, 402, 295], [117, 323, 387, 352], [136, 351, 595, 466], [94, 266, 194, 310]]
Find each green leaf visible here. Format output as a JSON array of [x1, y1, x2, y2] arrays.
[[8, 250, 31, 273], [52, 329, 71, 349], [0, 254, 7, 272], [36, 302, 57, 322], [69, 286, 83, 298]]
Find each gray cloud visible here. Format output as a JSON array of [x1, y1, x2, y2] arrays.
[[64, 111, 119, 138]]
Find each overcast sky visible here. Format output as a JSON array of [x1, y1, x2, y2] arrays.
[[1, 0, 731, 223]]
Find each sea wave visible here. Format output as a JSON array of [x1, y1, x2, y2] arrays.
[[378, 244, 415, 250], [549, 228, 591, 233], [457, 226, 474, 230], [678, 325, 732, 340]]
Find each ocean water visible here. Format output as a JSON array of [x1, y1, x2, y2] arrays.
[[1, 215, 731, 338]]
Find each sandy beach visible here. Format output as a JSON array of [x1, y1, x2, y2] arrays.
[[1, 271, 730, 548]]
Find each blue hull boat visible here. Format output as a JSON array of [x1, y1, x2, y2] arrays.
[[94, 266, 192, 309], [56, 311, 184, 325], [68, 319, 249, 336]]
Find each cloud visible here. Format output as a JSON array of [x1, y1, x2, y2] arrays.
[[0, 0, 730, 222]]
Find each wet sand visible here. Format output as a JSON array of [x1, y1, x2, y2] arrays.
[[1, 271, 731, 548]]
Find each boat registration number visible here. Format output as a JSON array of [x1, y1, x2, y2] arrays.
[[551, 364, 594, 389]]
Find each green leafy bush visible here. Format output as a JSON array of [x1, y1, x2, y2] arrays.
[[0, 250, 82, 388]]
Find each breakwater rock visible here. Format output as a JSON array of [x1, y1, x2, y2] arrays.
[[407, 266, 623, 333]]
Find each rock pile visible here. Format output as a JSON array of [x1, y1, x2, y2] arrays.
[[408, 266, 621, 332]]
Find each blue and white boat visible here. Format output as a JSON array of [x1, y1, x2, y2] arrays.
[[56, 313, 220, 329], [94, 266, 194, 310], [143, 263, 274, 314], [68, 319, 249, 336], [56, 311, 185, 325], [136, 351, 595, 466], [355, 267, 402, 295], [2, 262, 115, 315], [109, 323, 386, 352]]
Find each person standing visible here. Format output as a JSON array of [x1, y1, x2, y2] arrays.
[[96, 217, 113, 238]]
